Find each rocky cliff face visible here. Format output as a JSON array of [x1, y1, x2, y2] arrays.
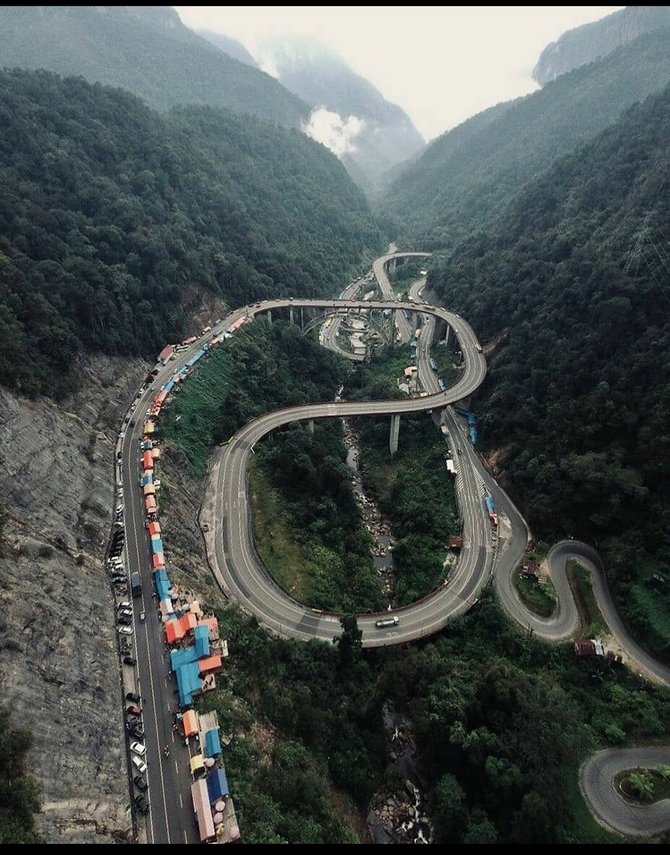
[[533, 6, 670, 85], [0, 353, 147, 843]]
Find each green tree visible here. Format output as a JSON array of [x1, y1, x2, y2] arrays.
[[336, 614, 362, 668]]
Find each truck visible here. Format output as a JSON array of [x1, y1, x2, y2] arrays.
[[429, 357, 437, 371], [131, 572, 142, 598], [484, 496, 499, 527], [476, 344, 483, 353]]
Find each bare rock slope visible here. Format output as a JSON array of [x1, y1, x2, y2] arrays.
[[0, 353, 146, 843]]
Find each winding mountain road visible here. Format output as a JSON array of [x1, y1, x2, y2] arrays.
[[118, 251, 670, 839]]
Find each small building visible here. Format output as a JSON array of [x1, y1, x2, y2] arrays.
[[521, 560, 540, 579], [157, 344, 175, 364], [448, 536, 463, 551], [574, 640, 596, 657]]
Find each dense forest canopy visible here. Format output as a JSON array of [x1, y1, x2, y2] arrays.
[[0, 69, 384, 396], [0, 5, 308, 127], [382, 27, 670, 250], [427, 83, 670, 659]]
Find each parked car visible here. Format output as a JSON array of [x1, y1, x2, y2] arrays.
[[133, 775, 148, 791], [131, 755, 147, 775], [123, 656, 137, 667], [127, 706, 142, 718], [126, 691, 140, 703], [133, 795, 149, 815], [130, 740, 146, 756], [117, 601, 132, 610], [129, 725, 145, 740], [118, 616, 132, 627], [118, 626, 133, 636]]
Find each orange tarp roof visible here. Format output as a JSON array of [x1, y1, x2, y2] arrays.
[[199, 655, 223, 674], [145, 496, 157, 512], [182, 709, 198, 737], [152, 553, 166, 569], [143, 483, 156, 496], [143, 451, 154, 469], [147, 521, 161, 536], [151, 448, 161, 459], [182, 613, 198, 632], [165, 620, 183, 645], [156, 391, 168, 405]]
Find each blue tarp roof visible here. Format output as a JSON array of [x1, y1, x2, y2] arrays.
[[155, 577, 171, 601], [185, 349, 207, 369], [154, 568, 172, 600], [142, 474, 153, 486], [151, 538, 164, 555], [194, 625, 210, 658], [163, 380, 175, 393], [204, 729, 222, 758], [175, 661, 202, 707], [207, 767, 229, 801]]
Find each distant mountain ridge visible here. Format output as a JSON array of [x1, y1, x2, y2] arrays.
[[258, 35, 425, 191], [0, 5, 308, 127], [533, 5, 670, 85], [196, 28, 259, 68], [382, 27, 670, 249]]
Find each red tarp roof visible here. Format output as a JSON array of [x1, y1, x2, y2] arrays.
[[143, 451, 154, 469], [158, 344, 175, 362], [145, 496, 157, 512], [199, 655, 223, 674], [152, 553, 166, 569], [147, 521, 161, 536], [165, 620, 182, 645]]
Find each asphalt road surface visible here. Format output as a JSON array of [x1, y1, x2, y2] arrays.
[[115, 251, 670, 840]]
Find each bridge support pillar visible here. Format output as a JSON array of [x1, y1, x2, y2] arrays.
[[307, 419, 315, 434], [300, 307, 304, 329], [289, 307, 294, 325], [445, 325, 450, 346], [389, 414, 400, 456], [267, 310, 272, 324]]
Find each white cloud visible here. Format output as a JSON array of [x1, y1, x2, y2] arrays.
[[302, 107, 364, 157], [177, 6, 624, 141], [256, 50, 280, 79]]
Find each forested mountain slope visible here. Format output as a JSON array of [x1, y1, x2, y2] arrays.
[[0, 5, 308, 126], [382, 27, 670, 250], [0, 69, 384, 397], [533, 5, 670, 85], [428, 84, 670, 659]]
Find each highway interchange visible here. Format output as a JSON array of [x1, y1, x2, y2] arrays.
[[117, 251, 670, 840]]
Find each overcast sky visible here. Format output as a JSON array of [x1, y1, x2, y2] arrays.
[[174, 5, 623, 141]]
